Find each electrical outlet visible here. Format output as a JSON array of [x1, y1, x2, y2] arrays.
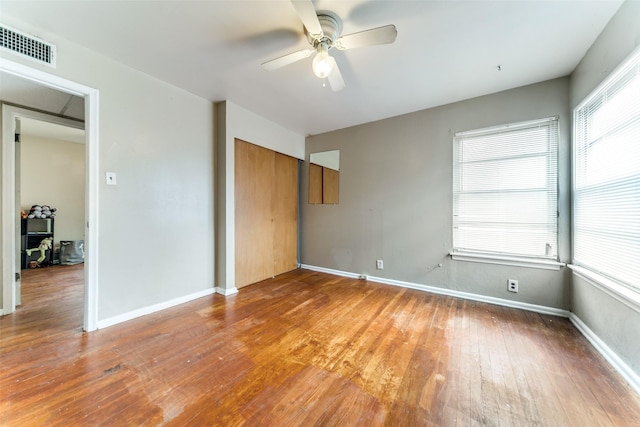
[[376, 260, 384, 270], [507, 279, 519, 293]]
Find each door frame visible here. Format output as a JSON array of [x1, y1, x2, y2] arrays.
[[1, 58, 100, 331], [8, 108, 84, 306]]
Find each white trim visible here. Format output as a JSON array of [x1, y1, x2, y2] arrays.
[[83, 87, 99, 332], [455, 115, 559, 137], [0, 58, 99, 331], [215, 286, 238, 296], [300, 264, 569, 317], [569, 265, 640, 314], [450, 252, 565, 271], [569, 313, 640, 395], [1, 106, 17, 313], [97, 288, 216, 330], [3, 106, 83, 311], [299, 264, 362, 280]]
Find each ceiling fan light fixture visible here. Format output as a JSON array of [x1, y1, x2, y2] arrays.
[[312, 44, 333, 79], [261, 0, 398, 91]]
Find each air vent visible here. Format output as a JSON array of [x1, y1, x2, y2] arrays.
[[0, 24, 56, 67]]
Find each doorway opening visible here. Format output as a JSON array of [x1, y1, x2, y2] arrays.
[[1, 58, 99, 331], [18, 115, 85, 310]]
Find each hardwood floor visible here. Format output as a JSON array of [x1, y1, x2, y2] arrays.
[[1, 266, 639, 426]]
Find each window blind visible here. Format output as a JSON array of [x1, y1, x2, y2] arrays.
[[573, 48, 640, 291], [453, 117, 559, 259]]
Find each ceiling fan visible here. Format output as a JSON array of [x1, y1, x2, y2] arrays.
[[261, 0, 398, 91]]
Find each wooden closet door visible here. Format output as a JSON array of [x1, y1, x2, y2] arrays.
[[235, 139, 298, 288], [235, 139, 274, 288], [272, 152, 298, 276]]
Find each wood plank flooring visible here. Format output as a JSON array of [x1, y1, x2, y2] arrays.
[[1, 266, 640, 426]]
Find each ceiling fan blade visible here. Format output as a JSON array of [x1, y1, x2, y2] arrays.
[[335, 25, 397, 50], [327, 57, 345, 92], [290, 0, 323, 40], [261, 48, 313, 71]]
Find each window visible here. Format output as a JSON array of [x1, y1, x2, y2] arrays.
[[573, 48, 640, 293], [452, 117, 559, 265]]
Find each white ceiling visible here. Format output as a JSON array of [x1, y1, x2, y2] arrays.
[[19, 117, 85, 144], [0, 0, 623, 136]]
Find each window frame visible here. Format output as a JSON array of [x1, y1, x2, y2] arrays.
[[571, 46, 640, 304], [451, 116, 563, 270]]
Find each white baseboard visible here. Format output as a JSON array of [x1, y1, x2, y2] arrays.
[[97, 287, 216, 330], [569, 313, 640, 395], [215, 286, 238, 296], [300, 264, 640, 396], [300, 264, 362, 280], [300, 264, 570, 317]]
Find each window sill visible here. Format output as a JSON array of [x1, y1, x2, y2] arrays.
[[568, 265, 640, 313], [450, 252, 564, 270]]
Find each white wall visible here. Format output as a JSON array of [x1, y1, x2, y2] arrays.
[[225, 101, 305, 160], [569, 0, 640, 381], [21, 135, 85, 245], [0, 14, 215, 323]]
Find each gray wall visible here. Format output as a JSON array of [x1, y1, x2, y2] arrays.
[[302, 77, 571, 310], [569, 0, 640, 378], [302, 0, 640, 381], [569, 1, 640, 109]]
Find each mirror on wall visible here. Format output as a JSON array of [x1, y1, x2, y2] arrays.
[[309, 150, 340, 204]]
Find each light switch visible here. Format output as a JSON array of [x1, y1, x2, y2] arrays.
[[106, 172, 117, 185]]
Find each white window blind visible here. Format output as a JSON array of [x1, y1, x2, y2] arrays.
[[573, 48, 640, 292], [453, 117, 559, 259]]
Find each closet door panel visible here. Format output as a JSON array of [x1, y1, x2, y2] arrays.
[[234, 139, 274, 288], [272, 152, 298, 276]]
